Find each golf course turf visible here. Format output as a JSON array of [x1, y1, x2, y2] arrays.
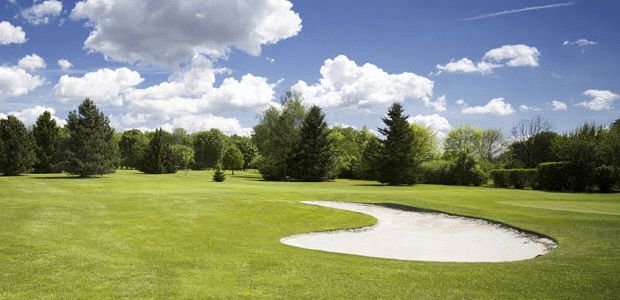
[[1, 170, 619, 299]]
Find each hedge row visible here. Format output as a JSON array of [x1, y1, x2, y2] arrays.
[[492, 163, 618, 192], [490, 169, 537, 189]]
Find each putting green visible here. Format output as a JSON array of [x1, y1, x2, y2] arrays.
[[500, 200, 620, 216]]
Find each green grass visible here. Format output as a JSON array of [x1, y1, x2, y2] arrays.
[[1, 170, 619, 299]]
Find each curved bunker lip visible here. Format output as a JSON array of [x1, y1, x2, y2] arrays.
[[281, 201, 557, 262]]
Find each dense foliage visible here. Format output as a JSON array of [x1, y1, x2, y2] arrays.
[[192, 129, 227, 170], [288, 106, 335, 181], [222, 145, 244, 175], [32, 111, 61, 173], [0, 116, 36, 175], [61, 99, 116, 177], [138, 128, 177, 174], [377, 103, 419, 185]]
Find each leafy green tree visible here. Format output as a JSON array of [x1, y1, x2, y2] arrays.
[[410, 124, 438, 162], [229, 135, 258, 170], [253, 93, 305, 180], [450, 150, 487, 186], [222, 144, 244, 175], [289, 105, 335, 181], [509, 131, 559, 168], [443, 125, 483, 160], [138, 128, 177, 174], [32, 111, 61, 173], [358, 136, 382, 180], [0, 116, 36, 176], [552, 123, 605, 191], [599, 119, 620, 170], [171, 128, 192, 146], [118, 129, 147, 169], [192, 129, 227, 169], [171, 144, 194, 175], [377, 103, 418, 185], [62, 99, 116, 177]]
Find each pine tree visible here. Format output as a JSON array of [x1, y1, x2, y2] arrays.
[[378, 103, 418, 185], [32, 111, 61, 173], [138, 128, 177, 174], [62, 99, 116, 177], [118, 129, 147, 169], [223, 144, 244, 175], [0, 116, 36, 176], [213, 165, 226, 182], [289, 105, 335, 181]]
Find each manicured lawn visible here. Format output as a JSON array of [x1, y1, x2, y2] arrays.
[[1, 170, 619, 299]]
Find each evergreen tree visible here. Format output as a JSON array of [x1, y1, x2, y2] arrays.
[[223, 144, 244, 175], [118, 129, 147, 169], [32, 111, 61, 173], [0, 116, 36, 175], [62, 99, 116, 177], [213, 164, 226, 182], [377, 103, 418, 185], [138, 128, 177, 174], [289, 105, 335, 181]]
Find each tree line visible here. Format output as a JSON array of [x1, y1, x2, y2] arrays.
[[1, 96, 619, 192]]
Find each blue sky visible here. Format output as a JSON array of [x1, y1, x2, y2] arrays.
[[0, 0, 618, 137]]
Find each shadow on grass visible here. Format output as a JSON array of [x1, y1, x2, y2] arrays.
[[28, 175, 103, 179]]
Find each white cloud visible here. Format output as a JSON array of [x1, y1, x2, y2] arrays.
[[20, 0, 63, 25], [70, 0, 302, 65], [563, 39, 597, 47], [462, 98, 515, 116], [0, 66, 44, 100], [429, 95, 447, 112], [549, 100, 567, 111], [57, 59, 72, 70], [161, 114, 253, 136], [435, 58, 498, 75], [292, 55, 435, 110], [0, 105, 66, 127], [577, 90, 619, 111], [482, 44, 540, 67], [0, 21, 26, 45], [519, 104, 541, 112], [53, 67, 144, 106], [435, 44, 539, 74], [455, 99, 466, 106], [409, 114, 452, 131], [18, 53, 46, 70]]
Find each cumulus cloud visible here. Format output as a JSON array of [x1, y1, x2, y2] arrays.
[[57, 59, 72, 70], [56, 56, 277, 135], [20, 0, 63, 25], [53, 67, 144, 106], [0, 105, 66, 126], [0, 21, 26, 45], [577, 90, 619, 111], [18, 53, 46, 70], [409, 114, 452, 131], [0, 56, 45, 100], [549, 100, 567, 111], [70, 0, 302, 65], [519, 104, 541, 112], [435, 44, 540, 75], [292, 55, 435, 110], [462, 98, 515, 116], [563, 39, 597, 47]]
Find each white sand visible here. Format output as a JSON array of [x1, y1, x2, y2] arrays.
[[281, 201, 557, 262]]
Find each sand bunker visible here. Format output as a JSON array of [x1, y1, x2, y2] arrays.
[[281, 201, 557, 262]]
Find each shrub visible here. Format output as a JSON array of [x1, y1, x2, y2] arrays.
[[491, 170, 509, 188], [537, 162, 570, 191], [213, 166, 226, 182], [419, 160, 453, 185], [594, 165, 616, 193], [491, 169, 537, 189], [451, 151, 488, 186]]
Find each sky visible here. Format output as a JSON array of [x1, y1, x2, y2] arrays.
[[0, 0, 619, 138]]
